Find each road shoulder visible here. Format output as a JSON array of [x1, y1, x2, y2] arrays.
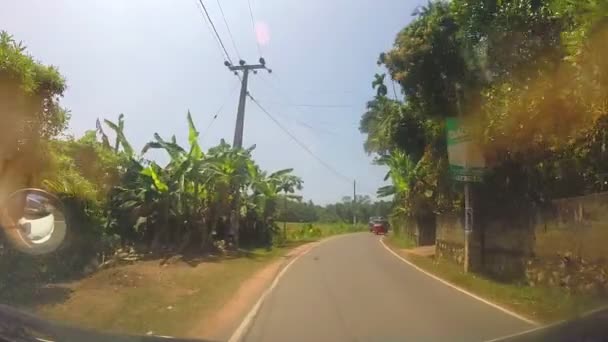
[[192, 240, 323, 341], [381, 236, 540, 325], [381, 235, 608, 325]]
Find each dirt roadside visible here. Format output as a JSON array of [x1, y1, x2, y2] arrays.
[[187, 241, 320, 341]]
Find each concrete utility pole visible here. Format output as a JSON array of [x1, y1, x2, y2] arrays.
[[283, 195, 287, 242], [455, 82, 473, 273], [225, 59, 271, 247], [353, 180, 357, 227], [226, 58, 271, 148], [464, 182, 473, 273]]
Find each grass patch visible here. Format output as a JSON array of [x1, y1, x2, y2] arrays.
[[35, 246, 296, 337], [281, 221, 365, 243], [384, 238, 607, 324], [386, 232, 416, 249]]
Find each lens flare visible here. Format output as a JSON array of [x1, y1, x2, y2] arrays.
[[255, 21, 270, 46]]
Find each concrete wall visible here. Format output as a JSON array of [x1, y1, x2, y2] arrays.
[[527, 192, 608, 295], [436, 212, 483, 271], [435, 191, 608, 295], [392, 215, 436, 246], [436, 213, 464, 264]]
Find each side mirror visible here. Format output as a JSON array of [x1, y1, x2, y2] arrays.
[[0, 189, 67, 255]]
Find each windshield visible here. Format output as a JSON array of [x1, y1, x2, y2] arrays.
[[1, 1, 607, 341]]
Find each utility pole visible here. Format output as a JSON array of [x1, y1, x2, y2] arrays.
[[283, 195, 287, 243], [225, 58, 271, 247], [353, 180, 357, 227], [226, 58, 271, 148], [455, 82, 473, 273], [464, 182, 473, 273], [232, 68, 249, 148]]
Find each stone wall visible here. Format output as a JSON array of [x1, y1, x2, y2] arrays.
[[525, 255, 608, 296], [436, 240, 464, 265], [527, 192, 608, 295], [436, 213, 465, 264]]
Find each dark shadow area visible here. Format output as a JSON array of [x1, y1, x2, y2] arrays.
[[0, 283, 73, 309], [417, 214, 437, 246], [179, 252, 242, 267]]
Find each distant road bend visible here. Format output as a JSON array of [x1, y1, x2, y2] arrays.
[[242, 233, 534, 342]]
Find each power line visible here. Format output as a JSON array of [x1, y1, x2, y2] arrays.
[[248, 87, 343, 137], [257, 74, 356, 108], [215, 0, 242, 60], [266, 72, 358, 96], [248, 93, 353, 184], [254, 75, 351, 131], [246, 0, 263, 57], [201, 81, 241, 141], [262, 102, 340, 137], [288, 117, 340, 137], [195, 0, 233, 64], [192, 0, 225, 62], [263, 101, 356, 108]]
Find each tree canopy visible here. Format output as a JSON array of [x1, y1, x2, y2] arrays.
[[361, 0, 608, 221], [276, 196, 392, 224], [0, 31, 68, 140]]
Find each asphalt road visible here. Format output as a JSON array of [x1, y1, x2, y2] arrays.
[[243, 233, 534, 342]]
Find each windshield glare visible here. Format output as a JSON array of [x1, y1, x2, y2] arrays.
[[0, 1, 607, 341]]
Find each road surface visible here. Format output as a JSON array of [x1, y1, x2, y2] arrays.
[[243, 233, 534, 342]]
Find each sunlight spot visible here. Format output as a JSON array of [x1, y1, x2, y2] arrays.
[[255, 21, 271, 46]]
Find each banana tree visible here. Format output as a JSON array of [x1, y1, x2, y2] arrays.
[[273, 170, 303, 241], [109, 159, 169, 248], [245, 166, 303, 243], [376, 149, 415, 215], [105, 111, 304, 251], [100, 113, 134, 156], [138, 112, 212, 251], [205, 140, 257, 245]]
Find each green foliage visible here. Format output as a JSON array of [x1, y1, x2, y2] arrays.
[[0, 32, 307, 297], [277, 196, 392, 224], [104, 113, 303, 251], [361, 0, 608, 222], [0, 35, 119, 289], [277, 198, 319, 222], [104, 114, 135, 156], [285, 222, 366, 242], [42, 130, 127, 200], [386, 232, 415, 249], [0, 31, 68, 138], [384, 1, 468, 119]]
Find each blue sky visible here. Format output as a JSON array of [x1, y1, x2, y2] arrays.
[[1, 0, 423, 204]]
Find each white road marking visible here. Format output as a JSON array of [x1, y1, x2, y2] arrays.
[[379, 236, 539, 326], [483, 323, 556, 342], [484, 303, 608, 341], [228, 234, 346, 342]]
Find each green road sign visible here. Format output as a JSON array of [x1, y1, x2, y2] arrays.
[[446, 118, 486, 183]]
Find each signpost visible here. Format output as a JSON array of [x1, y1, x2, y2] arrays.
[[446, 117, 485, 272], [446, 118, 486, 182]]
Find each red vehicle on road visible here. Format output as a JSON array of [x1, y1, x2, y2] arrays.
[[369, 217, 389, 235]]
